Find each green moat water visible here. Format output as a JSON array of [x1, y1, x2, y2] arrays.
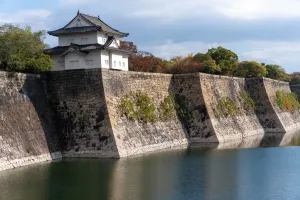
[[1, 133, 300, 200]]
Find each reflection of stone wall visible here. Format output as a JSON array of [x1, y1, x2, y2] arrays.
[[44, 69, 119, 158], [0, 72, 61, 171]]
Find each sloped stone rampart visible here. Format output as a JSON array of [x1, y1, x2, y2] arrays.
[[200, 74, 265, 143], [43, 69, 119, 158], [0, 72, 61, 172], [262, 78, 300, 132], [1, 69, 300, 172], [102, 70, 189, 157]]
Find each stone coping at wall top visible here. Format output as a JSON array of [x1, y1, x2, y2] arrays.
[[261, 77, 290, 85], [0, 71, 40, 79], [0, 68, 292, 85]]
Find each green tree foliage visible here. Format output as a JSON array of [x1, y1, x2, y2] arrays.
[[235, 61, 267, 78], [202, 60, 221, 74], [193, 53, 212, 63], [290, 73, 300, 85], [207, 46, 239, 76], [266, 64, 287, 81], [207, 46, 239, 64], [0, 24, 52, 73]]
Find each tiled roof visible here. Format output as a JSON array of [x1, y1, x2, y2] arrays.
[[44, 43, 103, 54], [105, 47, 137, 55], [48, 26, 101, 36], [48, 12, 129, 37], [44, 43, 136, 55]]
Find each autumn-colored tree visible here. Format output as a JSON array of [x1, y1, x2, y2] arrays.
[[163, 54, 205, 74], [235, 61, 267, 78], [120, 41, 137, 52]]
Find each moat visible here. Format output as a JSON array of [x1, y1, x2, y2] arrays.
[[1, 132, 300, 200]]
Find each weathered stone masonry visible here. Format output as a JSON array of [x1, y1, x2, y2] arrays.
[[0, 72, 61, 172], [1, 69, 300, 171]]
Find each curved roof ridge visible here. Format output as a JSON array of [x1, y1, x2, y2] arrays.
[[80, 12, 129, 36]]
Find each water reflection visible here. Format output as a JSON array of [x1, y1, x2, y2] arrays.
[[1, 131, 300, 200]]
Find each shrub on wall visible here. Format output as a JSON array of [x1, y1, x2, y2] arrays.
[[119, 91, 158, 123], [275, 90, 300, 112], [216, 97, 238, 117], [159, 95, 177, 121], [240, 91, 256, 112]]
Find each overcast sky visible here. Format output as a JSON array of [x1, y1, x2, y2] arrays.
[[1, 0, 300, 73]]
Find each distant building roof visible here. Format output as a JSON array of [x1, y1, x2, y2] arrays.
[[48, 11, 129, 37]]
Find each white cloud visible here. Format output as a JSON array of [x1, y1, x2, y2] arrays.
[[142, 40, 300, 73], [0, 9, 51, 29], [59, 0, 97, 6], [58, 0, 300, 21]]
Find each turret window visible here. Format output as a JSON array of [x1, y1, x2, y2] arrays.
[[86, 60, 94, 66], [81, 38, 88, 44], [68, 39, 75, 44]]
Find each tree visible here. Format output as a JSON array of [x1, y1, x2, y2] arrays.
[[120, 41, 137, 52], [163, 54, 205, 74], [0, 24, 52, 73], [202, 60, 221, 74], [207, 46, 239, 76], [207, 46, 238, 64], [290, 73, 300, 85], [265, 64, 287, 81], [235, 61, 267, 78], [193, 53, 212, 63]]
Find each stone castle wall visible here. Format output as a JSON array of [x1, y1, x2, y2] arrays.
[[0, 72, 61, 171], [102, 70, 189, 157], [43, 69, 119, 158], [262, 78, 300, 132], [245, 78, 286, 133], [200, 74, 264, 143], [1, 69, 300, 171], [291, 85, 300, 100]]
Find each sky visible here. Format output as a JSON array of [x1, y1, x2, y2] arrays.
[[1, 0, 300, 73]]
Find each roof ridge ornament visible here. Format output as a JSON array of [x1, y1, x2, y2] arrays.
[[77, 9, 80, 15]]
